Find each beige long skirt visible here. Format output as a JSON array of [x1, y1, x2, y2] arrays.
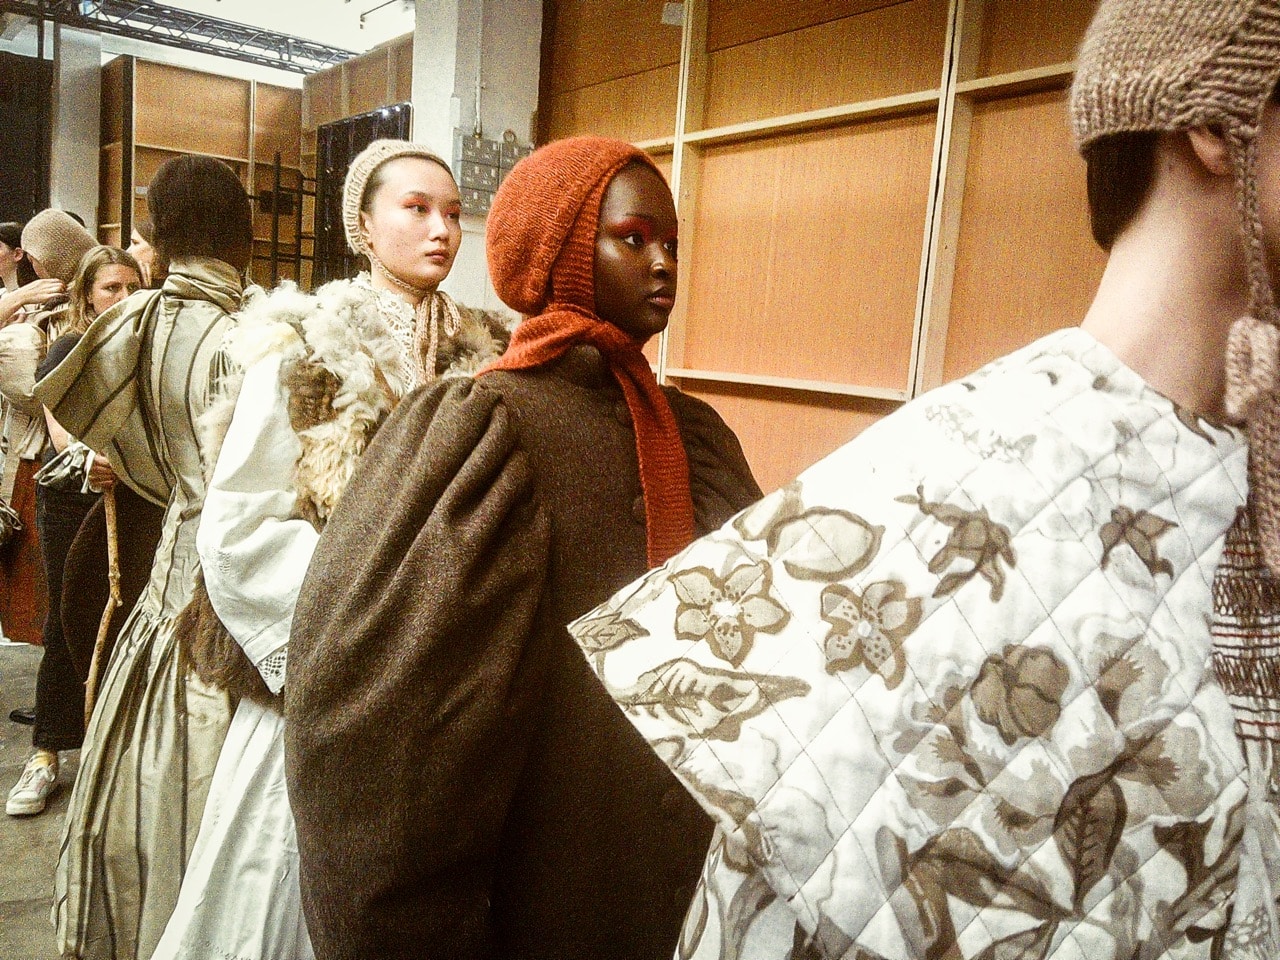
[[54, 604, 231, 960]]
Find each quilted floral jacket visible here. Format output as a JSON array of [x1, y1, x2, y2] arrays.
[[568, 328, 1275, 959]]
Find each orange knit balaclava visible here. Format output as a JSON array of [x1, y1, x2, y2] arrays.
[[481, 136, 695, 566]]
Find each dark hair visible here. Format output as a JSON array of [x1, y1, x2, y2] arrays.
[[147, 155, 252, 264], [0, 220, 38, 286], [1083, 131, 1159, 251], [1086, 81, 1280, 251], [133, 218, 154, 244]]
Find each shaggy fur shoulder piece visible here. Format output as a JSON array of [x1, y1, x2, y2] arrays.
[[437, 299, 515, 378], [287, 277, 407, 524], [195, 281, 309, 482], [290, 278, 513, 522]]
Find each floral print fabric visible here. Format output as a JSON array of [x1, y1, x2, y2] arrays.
[[569, 329, 1263, 959]]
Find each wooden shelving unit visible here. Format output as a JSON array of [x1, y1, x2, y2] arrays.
[[301, 33, 414, 180], [541, 0, 1105, 493], [98, 55, 306, 287]]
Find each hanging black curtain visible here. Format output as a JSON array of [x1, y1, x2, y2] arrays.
[[0, 50, 53, 223], [313, 102, 413, 286]]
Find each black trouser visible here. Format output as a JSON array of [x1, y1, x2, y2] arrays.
[[33, 483, 99, 752]]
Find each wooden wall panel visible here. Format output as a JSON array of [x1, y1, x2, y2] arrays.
[[542, 65, 679, 143], [942, 87, 1105, 383], [708, 0, 908, 51], [703, 0, 948, 128], [681, 113, 936, 390], [392, 36, 414, 103], [650, 152, 674, 182], [253, 165, 301, 244], [135, 62, 250, 159], [346, 52, 392, 118], [255, 84, 302, 167], [544, 0, 680, 95], [98, 143, 123, 230], [677, 381, 898, 493], [304, 65, 344, 131], [977, 0, 1098, 78]]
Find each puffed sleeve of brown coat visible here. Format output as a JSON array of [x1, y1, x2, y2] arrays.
[[284, 377, 549, 960]]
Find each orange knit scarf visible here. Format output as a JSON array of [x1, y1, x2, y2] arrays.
[[479, 305, 695, 566]]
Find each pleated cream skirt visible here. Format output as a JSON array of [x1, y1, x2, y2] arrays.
[[54, 603, 231, 960]]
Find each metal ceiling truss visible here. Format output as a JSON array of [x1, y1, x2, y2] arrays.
[[0, 0, 356, 73]]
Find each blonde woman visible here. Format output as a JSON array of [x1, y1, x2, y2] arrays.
[[7, 246, 140, 817]]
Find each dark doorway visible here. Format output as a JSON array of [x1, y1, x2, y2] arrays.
[[312, 102, 412, 286], [0, 50, 53, 223]]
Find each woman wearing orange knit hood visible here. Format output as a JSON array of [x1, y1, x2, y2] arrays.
[[285, 136, 761, 959]]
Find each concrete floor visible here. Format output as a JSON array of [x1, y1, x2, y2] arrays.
[[0, 641, 78, 960]]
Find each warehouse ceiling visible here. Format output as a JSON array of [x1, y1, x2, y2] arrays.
[[0, 0, 414, 72]]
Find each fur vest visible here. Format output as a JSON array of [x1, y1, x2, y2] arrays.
[[178, 276, 512, 707]]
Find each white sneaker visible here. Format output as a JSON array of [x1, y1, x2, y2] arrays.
[[6, 754, 57, 816]]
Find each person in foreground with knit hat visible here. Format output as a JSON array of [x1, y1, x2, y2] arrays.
[[559, 2, 1280, 958], [34, 154, 252, 960], [149, 139, 508, 960], [0, 209, 95, 651], [284, 135, 760, 959], [0, 209, 89, 327]]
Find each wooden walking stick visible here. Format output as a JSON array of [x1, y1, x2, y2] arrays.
[[84, 486, 120, 725]]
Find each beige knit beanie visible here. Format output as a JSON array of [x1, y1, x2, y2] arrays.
[[1073, 0, 1280, 573], [21, 210, 96, 285], [341, 139, 451, 258]]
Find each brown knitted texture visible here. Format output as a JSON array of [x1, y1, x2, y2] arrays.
[[1212, 507, 1280, 743], [1073, 0, 1280, 577], [20, 210, 95, 285], [481, 136, 695, 565]]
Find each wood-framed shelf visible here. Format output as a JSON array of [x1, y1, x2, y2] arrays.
[[634, 136, 676, 153], [134, 141, 250, 165], [682, 89, 942, 148], [955, 61, 1075, 99], [665, 367, 910, 403], [543, 0, 1104, 491], [101, 54, 307, 288]]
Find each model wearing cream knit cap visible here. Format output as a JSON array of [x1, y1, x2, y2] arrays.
[[342, 138, 464, 380]]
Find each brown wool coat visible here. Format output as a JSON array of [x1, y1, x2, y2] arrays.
[[285, 344, 762, 960]]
